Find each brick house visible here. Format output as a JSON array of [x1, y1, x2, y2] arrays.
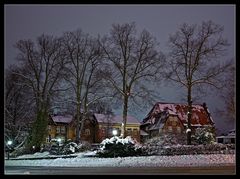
[[93, 113, 141, 142], [47, 115, 76, 143], [140, 102, 215, 140], [47, 113, 141, 143], [47, 114, 96, 143]]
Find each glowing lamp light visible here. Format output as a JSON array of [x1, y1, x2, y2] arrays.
[[7, 140, 13, 146], [112, 129, 118, 136], [57, 138, 62, 143]]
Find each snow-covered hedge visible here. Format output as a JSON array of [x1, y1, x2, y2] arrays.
[[142, 143, 235, 156], [97, 136, 144, 158], [41, 139, 91, 155], [144, 134, 186, 147]]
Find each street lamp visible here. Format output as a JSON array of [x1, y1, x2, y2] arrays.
[[6, 140, 13, 160], [7, 140, 13, 146], [112, 129, 118, 136]]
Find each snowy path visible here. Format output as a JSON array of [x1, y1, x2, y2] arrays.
[[5, 154, 235, 167]]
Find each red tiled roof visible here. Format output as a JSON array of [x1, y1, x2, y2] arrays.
[[51, 115, 73, 124], [143, 102, 214, 126], [94, 113, 140, 125]]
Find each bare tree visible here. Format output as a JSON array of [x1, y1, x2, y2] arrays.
[[166, 21, 232, 145], [5, 65, 35, 149], [14, 34, 66, 151], [62, 30, 105, 143], [100, 22, 165, 137], [216, 59, 235, 122]]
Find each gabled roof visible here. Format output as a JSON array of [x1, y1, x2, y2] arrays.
[[142, 102, 214, 126], [50, 115, 73, 124], [94, 113, 140, 125]]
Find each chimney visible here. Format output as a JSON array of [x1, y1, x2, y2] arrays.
[[203, 102, 210, 116]]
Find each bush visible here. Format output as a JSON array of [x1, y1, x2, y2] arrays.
[[192, 127, 215, 145], [10, 145, 31, 157], [77, 141, 91, 152], [97, 136, 144, 158]]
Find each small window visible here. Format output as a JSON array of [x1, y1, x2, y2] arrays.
[[56, 126, 60, 133], [48, 125, 51, 132], [61, 126, 66, 134], [101, 128, 106, 134], [177, 127, 181, 133], [133, 128, 138, 135], [85, 129, 90, 136], [126, 128, 132, 135], [172, 121, 177, 126], [168, 126, 173, 132]]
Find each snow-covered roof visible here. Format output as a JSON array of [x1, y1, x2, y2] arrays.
[[142, 102, 214, 126], [51, 115, 73, 124], [94, 113, 140, 125]]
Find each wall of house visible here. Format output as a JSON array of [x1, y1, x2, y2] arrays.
[[149, 116, 185, 138], [160, 116, 185, 134], [80, 119, 96, 143], [47, 124, 70, 142], [46, 120, 141, 144], [95, 123, 140, 143]]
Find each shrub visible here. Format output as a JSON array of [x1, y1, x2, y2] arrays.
[[97, 136, 144, 158], [77, 141, 91, 152], [192, 127, 215, 145]]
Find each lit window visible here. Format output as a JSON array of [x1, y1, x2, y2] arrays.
[[168, 126, 173, 132], [56, 126, 60, 133]]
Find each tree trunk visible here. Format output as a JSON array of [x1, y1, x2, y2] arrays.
[[29, 103, 48, 152], [121, 94, 128, 138], [75, 102, 81, 143], [75, 77, 82, 143], [187, 86, 192, 145]]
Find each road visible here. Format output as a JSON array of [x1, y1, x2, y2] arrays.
[[5, 165, 236, 175]]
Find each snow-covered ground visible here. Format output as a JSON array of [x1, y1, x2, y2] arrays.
[[5, 153, 235, 167]]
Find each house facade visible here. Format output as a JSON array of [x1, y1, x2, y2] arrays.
[[47, 113, 141, 143], [93, 113, 141, 142], [140, 102, 215, 140], [47, 114, 96, 143], [47, 115, 76, 143]]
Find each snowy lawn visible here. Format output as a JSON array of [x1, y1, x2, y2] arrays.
[[5, 154, 235, 167], [7, 151, 97, 160]]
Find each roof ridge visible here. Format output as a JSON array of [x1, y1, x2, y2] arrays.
[[155, 102, 205, 106]]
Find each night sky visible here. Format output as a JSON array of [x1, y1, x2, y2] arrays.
[[4, 5, 235, 133]]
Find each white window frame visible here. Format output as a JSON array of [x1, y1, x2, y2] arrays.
[[56, 126, 60, 133]]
